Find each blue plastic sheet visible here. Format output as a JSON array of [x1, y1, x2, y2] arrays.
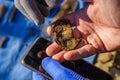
[[0, 0, 95, 80]]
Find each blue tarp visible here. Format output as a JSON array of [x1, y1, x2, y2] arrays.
[[0, 0, 95, 80]]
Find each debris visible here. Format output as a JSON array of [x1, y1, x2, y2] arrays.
[[0, 36, 7, 48], [0, 5, 6, 19], [8, 8, 16, 22]]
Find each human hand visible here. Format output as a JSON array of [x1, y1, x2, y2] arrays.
[[46, 0, 120, 61], [14, 0, 60, 25], [33, 57, 85, 80]]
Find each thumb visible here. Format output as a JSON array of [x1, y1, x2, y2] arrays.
[[42, 57, 85, 80], [42, 57, 65, 79]]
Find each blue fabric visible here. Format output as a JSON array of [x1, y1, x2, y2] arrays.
[[33, 57, 85, 80], [0, 1, 39, 80], [0, 0, 94, 80]]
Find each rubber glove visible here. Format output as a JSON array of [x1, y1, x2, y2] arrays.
[[33, 57, 85, 80], [14, 0, 60, 25]]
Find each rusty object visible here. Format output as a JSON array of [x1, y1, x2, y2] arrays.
[[0, 36, 7, 48], [0, 5, 6, 19], [54, 0, 78, 21], [51, 19, 81, 51], [8, 8, 17, 22]]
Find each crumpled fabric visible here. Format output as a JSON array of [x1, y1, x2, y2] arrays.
[[0, 0, 94, 80]]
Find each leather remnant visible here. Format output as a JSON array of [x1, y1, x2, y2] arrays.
[[51, 19, 81, 51]]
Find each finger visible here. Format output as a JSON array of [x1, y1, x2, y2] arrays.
[[20, 0, 44, 25], [42, 57, 85, 80], [47, 25, 53, 36], [33, 72, 46, 80], [52, 50, 66, 62], [46, 42, 62, 56], [45, 0, 60, 8], [64, 44, 97, 60], [42, 57, 65, 79], [14, 0, 30, 19]]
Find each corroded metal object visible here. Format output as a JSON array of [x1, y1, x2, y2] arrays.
[[51, 19, 81, 51]]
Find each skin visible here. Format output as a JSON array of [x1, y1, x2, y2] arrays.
[[46, 0, 120, 62]]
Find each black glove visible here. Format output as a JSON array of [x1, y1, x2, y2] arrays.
[[14, 0, 60, 25]]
